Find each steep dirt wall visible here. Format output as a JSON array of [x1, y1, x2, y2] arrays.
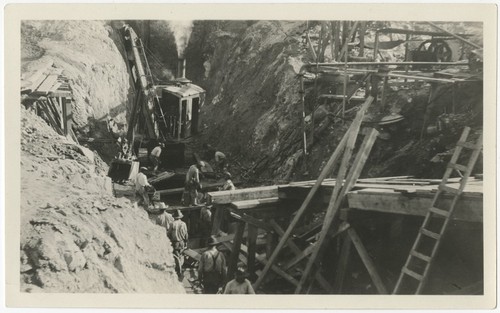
[[20, 107, 184, 293], [187, 21, 310, 181], [21, 20, 131, 138], [185, 21, 483, 182]]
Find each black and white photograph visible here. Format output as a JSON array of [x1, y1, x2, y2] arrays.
[[4, 2, 497, 310]]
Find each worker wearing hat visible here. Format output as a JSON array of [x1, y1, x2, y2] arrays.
[[135, 167, 151, 208], [198, 236, 227, 294], [199, 205, 212, 247], [168, 209, 188, 281], [221, 171, 236, 191], [223, 263, 255, 294], [183, 161, 204, 206], [150, 142, 164, 173]]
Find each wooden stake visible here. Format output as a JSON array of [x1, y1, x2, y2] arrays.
[[253, 97, 374, 291], [228, 221, 246, 280], [333, 232, 352, 293], [348, 228, 388, 294], [333, 21, 340, 61], [296, 127, 379, 293], [359, 22, 366, 57], [211, 204, 225, 235], [247, 224, 258, 275]]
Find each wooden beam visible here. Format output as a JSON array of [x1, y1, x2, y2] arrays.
[[306, 32, 318, 62], [348, 228, 388, 294], [229, 211, 273, 232], [256, 254, 299, 287], [332, 233, 352, 293], [346, 189, 482, 222], [227, 221, 246, 280], [211, 204, 225, 235], [338, 21, 359, 61], [207, 186, 279, 205], [230, 197, 279, 210], [183, 248, 201, 262], [333, 21, 340, 61], [247, 224, 258, 275], [296, 127, 379, 293], [359, 22, 366, 57], [254, 96, 374, 291]]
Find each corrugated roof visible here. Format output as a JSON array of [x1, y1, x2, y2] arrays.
[[162, 83, 205, 98]]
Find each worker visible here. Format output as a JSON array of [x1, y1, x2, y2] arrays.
[[202, 143, 217, 161], [183, 161, 203, 206], [135, 167, 152, 208], [223, 263, 255, 294], [214, 151, 227, 173], [150, 142, 164, 173], [148, 203, 174, 235], [168, 209, 188, 281], [198, 236, 227, 294], [221, 172, 236, 191], [199, 205, 212, 247]]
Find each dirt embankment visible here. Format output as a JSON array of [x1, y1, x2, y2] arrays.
[[20, 20, 184, 293], [21, 20, 132, 139], [20, 107, 183, 293]]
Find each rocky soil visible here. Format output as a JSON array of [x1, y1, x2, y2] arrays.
[[20, 20, 184, 292], [21, 20, 132, 139], [182, 21, 483, 183]]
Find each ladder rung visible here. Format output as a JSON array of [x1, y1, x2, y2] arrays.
[[402, 268, 424, 281], [420, 228, 440, 240], [448, 163, 468, 172], [439, 185, 461, 195], [429, 207, 450, 217], [411, 250, 431, 262], [456, 141, 478, 150]]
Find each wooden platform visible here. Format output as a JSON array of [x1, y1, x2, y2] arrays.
[[207, 176, 483, 222]]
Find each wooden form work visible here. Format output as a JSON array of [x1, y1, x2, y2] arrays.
[[253, 96, 378, 293]]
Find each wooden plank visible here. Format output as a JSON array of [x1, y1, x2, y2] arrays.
[[222, 242, 248, 265], [346, 190, 482, 222], [296, 127, 378, 293], [183, 248, 201, 262], [229, 211, 273, 232], [227, 221, 245, 279], [253, 97, 375, 291], [255, 254, 299, 287], [156, 181, 231, 196], [230, 197, 279, 210], [35, 74, 59, 94], [247, 224, 258, 275], [333, 233, 352, 293], [37, 100, 64, 135], [207, 186, 279, 205], [348, 228, 388, 294], [211, 204, 225, 235], [254, 97, 373, 289]]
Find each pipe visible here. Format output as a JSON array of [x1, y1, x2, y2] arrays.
[[177, 59, 186, 79]]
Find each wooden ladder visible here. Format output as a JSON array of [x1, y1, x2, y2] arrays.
[[392, 126, 483, 294]]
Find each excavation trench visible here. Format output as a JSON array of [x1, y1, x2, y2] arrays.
[[20, 20, 483, 295]]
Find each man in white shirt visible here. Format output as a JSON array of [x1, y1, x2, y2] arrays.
[[150, 142, 164, 172], [135, 167, 151, 208]]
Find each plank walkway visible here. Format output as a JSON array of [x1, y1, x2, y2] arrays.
[[207, 176, 483, 222]]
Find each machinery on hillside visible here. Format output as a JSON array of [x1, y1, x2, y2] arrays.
[[108, 24, 205, 182], [122, 24, 205, 167]]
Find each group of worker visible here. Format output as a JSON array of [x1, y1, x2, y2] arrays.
[[132, 141, 254, 294], [197, 236, 255, 294]]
